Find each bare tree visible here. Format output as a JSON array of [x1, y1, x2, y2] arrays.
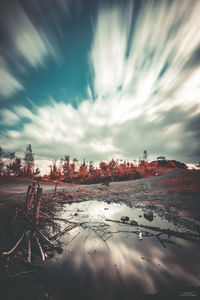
[[24, 144, 34, 177]]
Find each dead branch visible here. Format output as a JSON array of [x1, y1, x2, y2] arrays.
[[13, 255, 43, 269], [39, 215, 88, 226], [9, 269, 38, 279], [34, 187, 43, 224], [53, 182, 59, 197], [25, 185, 32, 212], [2, 233, 25, 256], [35, 236, 46, 261], [38, 230, 55, 246], [93, 228, 110, 252], [28, 238, 31, 263], [105, 218, 200, 242]]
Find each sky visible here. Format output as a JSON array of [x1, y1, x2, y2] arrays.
[[0, 0, 200, 165]]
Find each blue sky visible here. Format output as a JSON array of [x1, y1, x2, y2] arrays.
[[0, 0, 200, 164]]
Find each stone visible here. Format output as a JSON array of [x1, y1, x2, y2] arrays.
[[121, 216, 129, 222], [144, 210, 153, 221]]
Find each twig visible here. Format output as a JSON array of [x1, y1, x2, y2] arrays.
[[13, 255, 43, 268], [28, 238, 31, 263], [93, 228, 110, 252], [2, 233, 25, 256], [34, 187, 43, 224], [156, 233, 166, 248], [105, 218, 200, 242], [9, 269, 38, 279], [65, 232, 80, 245], [39, 215, 88, 226], [35, 236, 46, 261], [53, 182, 59, 197], [38, 230, 55, 246]]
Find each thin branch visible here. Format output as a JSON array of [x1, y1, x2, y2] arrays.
[[38, 230, 55, 246], [9, 269, 38, 279], [28, 238, 31, 263], [105, 218, 200, 242], [35, 236, 46, 261], [2, 233, 25, 256]]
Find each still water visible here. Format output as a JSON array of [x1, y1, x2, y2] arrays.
[[39, 200, 200, 299]]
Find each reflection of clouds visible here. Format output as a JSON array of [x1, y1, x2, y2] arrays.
[[60, 230, 200, 295], [56, 201, 200, 293]]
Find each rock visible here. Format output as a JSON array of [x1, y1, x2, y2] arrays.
[[144, 210, 153, 221], [74, 213, 78, 216], [121, 216, 129, 222]]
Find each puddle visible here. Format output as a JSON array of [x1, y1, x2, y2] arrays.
[[39, 200, 200, 300], [58, 200, 178, 230]]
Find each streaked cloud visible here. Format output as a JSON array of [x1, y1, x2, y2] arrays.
[[0, 108, 20, 126], [0, 0, 200, 164], [0, 57, 23, 98], [7, 3, 57, 67], [1, 97, 199, 163]]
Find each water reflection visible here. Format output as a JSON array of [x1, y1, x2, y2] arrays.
[[40, 201, 200, 300]]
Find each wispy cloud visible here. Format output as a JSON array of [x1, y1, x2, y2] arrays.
[[1, 0, 200, 163], [90, 2, 133, 97], [90, 0, 200, 112], [0, 57, 23, 98], [0, 0, 61, 99], [1, 97, 199, 163], [0, 108, 20, 126], [7, 3, 57, 67]]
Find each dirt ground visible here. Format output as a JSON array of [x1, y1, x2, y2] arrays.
[[0, 169, 200, 232], [0, 169, 200, 300]]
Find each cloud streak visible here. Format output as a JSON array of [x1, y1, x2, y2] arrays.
[[0, 0, 200, 163], [0, 57, 24, 98], [0, 0, 62, 99]]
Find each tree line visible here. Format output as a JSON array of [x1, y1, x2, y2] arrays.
[[46, 155, 157, 184], [1, 145, 179, 184], [0, 144, 37, 177]]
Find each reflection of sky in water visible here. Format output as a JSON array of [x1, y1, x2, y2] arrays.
[[41, 201, 200, 300]]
